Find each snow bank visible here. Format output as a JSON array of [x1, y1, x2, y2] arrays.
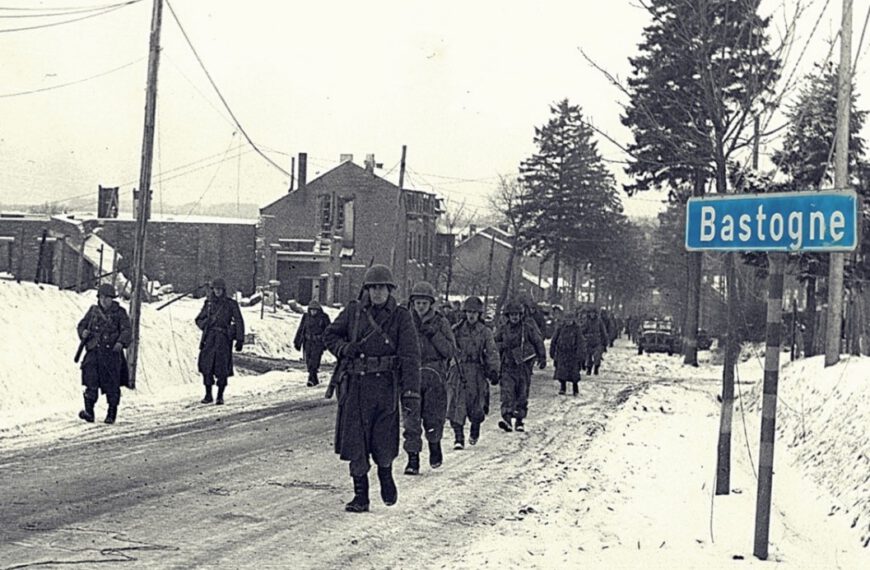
[[0, 281, 332, 440], [748, 355, 870, 549]]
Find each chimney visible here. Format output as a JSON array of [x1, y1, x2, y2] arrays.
[[340, 153, 353, 163], [298, 152, 308, 190], [289, 156, 296, 192], [469, 224, 478, 235], [364, 154, 375, 174], [97, 185, 119, 218]]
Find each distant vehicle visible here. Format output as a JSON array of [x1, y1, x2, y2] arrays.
[[637, 318, 679, 355], [697, 329, 713, 350]]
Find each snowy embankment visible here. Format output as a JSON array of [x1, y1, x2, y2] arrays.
[[0, 281, 331, 444], [449, 346, 868, 568]]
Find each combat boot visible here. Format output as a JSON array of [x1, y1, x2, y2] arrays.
[[104, 405, 117, 425], [515, 419, 525, 432], [201, 386, 213, 404], [429, 441, 443, 468], [469, 422, 481, 445], [377, 466, 398, 506], [345, 475, 370, 513], [572, 382, 579, 397], [78, 397, 95, 423], [593, 365, 600, 375], [453, 424, 464, 450], [215, 386, 225, 405], [498, 416, 513, 433], [307, 372, 319, 387], [558, 381, 566, 395], [403, 452, 420, 475]]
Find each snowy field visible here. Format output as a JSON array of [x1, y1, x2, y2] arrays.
[[0, 280, 868, 567]]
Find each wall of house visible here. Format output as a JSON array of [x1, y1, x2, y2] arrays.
[[99, 220, 257, 296]]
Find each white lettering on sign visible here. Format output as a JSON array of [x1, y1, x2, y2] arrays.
[[694, 202, 852, 248], [831, 211, 845, 241], [788, 212, 802, 249], [739, 214, 751, 241], [810, 211, 824, 240], [701, 206, 716, 241]]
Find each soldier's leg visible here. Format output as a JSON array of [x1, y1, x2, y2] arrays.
[[421, 372, 447, 467], [468, 377, 486, 445], [498, 368, 517, 432], [215, 375, 228, 404], [558, 380, 567, 395], [80, 383, 98, 423], [346, 455, 371, 513], [572, 380, 580, 396], [593, 347, 603, 375], [306, 345, 324, 386], [514, 366, 532, 428], [401, 383, 422, 475], [201, 373, 214, 403], [103, 381, 121, 424]]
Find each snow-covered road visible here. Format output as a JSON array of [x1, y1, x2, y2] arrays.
[[1, 339, 866, 569]]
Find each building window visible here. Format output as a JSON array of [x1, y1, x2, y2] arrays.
[[320, 195, 332, 233]]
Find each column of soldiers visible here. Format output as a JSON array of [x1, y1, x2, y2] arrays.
[[72, 265, 617, 515]]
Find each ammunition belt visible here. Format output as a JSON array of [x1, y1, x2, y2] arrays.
[[345, 355, 398, 375]]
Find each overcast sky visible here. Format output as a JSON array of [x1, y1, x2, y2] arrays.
[[1, 0, 868, 220]]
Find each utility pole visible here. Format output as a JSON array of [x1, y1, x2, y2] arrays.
[[825, 0, 852, 367], [389, 145, 407, 286], [483, 232, 496, 314], [753, 253, 786, 560], [127, 0, 164, 390]]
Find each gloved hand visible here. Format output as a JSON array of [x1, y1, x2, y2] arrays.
[[537, 357, 547, 370], [112, 342, 123, 352], [235, 340, 244, 352], [81, 329, 91, 339], [342, 341, 362, 358]]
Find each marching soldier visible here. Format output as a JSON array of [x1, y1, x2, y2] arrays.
[[549, 308, 587, 396], [76, 283, 131, 424], [448, 296, 500, 449], [404, 281, 455, 474], [195, 278, 245, 405], [323, 265, 421, 513], [493, 300, 546, 433], [580, 307, 609, 375], [293, 299, 332, 387]]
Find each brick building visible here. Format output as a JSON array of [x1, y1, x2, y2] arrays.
[[0, 208, 257, 297], [259, 154, 444, 305]]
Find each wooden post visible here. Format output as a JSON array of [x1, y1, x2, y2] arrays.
[[16, 227, 24, 283], [58, 235, 67, 288], [98, 244, 104, 284], [791, 297, 798, 362], [127, 0, 164, 390], [754, 253, 786, 560], [34, 229, 48, 283], [825, 0, 852, 367], [75, 238, 86, 293], [111, 249, 119, 290]]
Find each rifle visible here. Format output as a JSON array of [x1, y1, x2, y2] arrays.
[[73, 307, 98, 363], [157, 282, 210, 311], [325, 290, 365, 399]]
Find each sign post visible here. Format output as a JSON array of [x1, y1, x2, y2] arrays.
[[684, 190, 859, 559]]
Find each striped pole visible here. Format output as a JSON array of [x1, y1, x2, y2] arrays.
[[753, 253, 785, 560]]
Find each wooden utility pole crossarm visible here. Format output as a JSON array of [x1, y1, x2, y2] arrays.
[[127, 0, 164, 389]]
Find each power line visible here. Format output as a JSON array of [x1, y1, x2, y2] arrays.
[[0, 56, 145, 98], [0, 0, 138, 18], [164, 0, 291, 178], [185, 132, 238, 218], [0, 0, 140, 32]]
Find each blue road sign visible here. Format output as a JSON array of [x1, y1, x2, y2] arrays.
[[685, 190, 859, 252]]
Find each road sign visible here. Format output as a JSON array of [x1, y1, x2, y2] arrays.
[[685, 190, 859, 252]]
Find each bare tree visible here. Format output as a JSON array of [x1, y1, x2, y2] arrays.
[[489, 175, 535, 315], [439, 198, 477, 302]]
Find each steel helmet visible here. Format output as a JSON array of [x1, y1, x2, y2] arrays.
[[211, 277, 227, 289], [362, 264, 396, 288], [409, 281, 436, 302], [97, 283, 118, 298], [504, 300, 522, 315], [308, 299, 321, 310], [462, 296, 484, 313]]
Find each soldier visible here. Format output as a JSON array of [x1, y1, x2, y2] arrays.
[[323, 265, 421, 513], [549, 308, 587, 396], [195, 278, 245, 405], [581, 307, 609, 375], [76, 283, 132, 424], [493, 300, 546, 433], [448, 296, 500, 449], [404, 281, 455, 474], [294, 299, 332, 387]]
